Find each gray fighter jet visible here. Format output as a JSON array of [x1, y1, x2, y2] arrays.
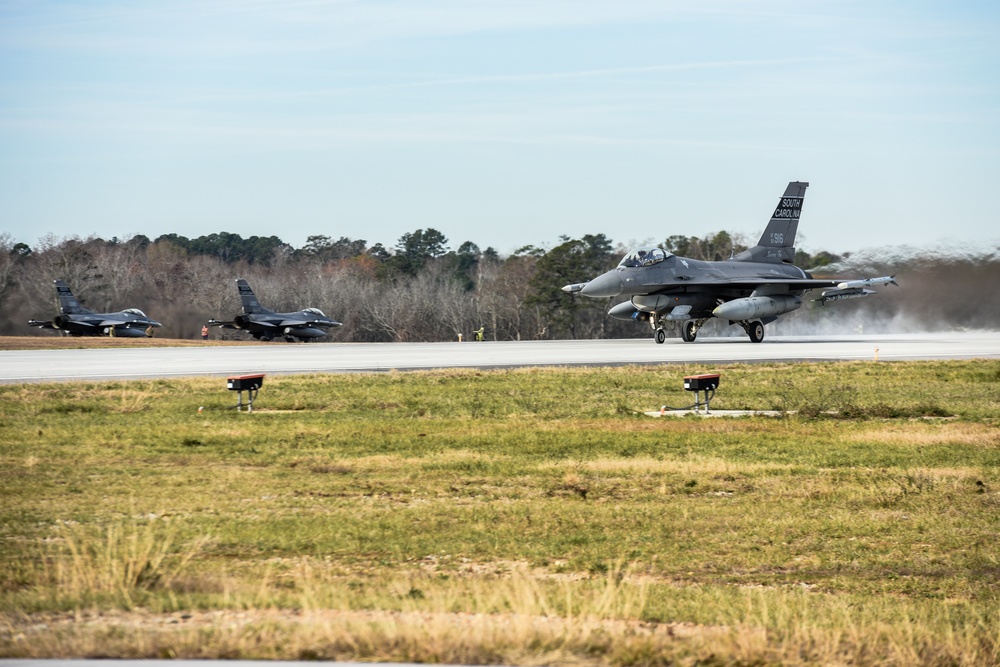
[[563, 182, 897, 343], [208, 278, 341, 342], [28, 279, 162, 337]]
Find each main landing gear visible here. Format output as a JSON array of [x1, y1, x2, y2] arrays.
[[676, 318, 707, 343], [649, 315, 764, 345], [681, 320, 698, 343], [651, 316, 708, 344], [739, 320, 765, 343], [651, 317, 766, 343]]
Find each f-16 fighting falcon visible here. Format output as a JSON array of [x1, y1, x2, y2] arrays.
[[563, 182, 897, 344], [28, 279, 162, 337], [209, 278, 341, 342]]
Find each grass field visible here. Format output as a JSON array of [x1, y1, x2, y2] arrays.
[[1, 360, 999, 665]]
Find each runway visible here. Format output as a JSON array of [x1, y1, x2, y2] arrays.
[[2, 332, 999, 384]]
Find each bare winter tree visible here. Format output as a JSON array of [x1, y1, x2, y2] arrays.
[[89, 237, 150, 310]]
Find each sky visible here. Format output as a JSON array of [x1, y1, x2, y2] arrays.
[[1, 1, 999, 258]]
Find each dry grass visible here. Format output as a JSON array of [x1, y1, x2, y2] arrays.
[[850, 423, 1000, 446], [4, 564, 996, 666], [34, 519, 213, 610], [2, 607, 738, 664], [2, 362, 999, 665]]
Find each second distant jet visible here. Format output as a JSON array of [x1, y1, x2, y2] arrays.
[[209, 279, 341, 342]]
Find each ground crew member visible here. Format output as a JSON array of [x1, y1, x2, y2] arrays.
[[474, 326, 484, 341], [201, 325, 209, 340]]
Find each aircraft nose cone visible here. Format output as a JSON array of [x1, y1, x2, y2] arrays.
[[580, 271, 624, 298]]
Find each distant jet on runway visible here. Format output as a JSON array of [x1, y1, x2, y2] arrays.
[[28, 279, 162, 337], [209, 278, 341, 342], [563, 181, 897, 344]]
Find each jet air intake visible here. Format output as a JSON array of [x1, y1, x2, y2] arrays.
[[713, 295, 802, 321]]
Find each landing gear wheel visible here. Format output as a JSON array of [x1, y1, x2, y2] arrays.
[[654, 328, 666, 344], [748, 320, 764, 343], [681, 320, 697, 343]]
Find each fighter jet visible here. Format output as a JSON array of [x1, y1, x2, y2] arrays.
[[208, 278, 342, 342], [563, 182, 897, 343], [28, 279, 162, 337]]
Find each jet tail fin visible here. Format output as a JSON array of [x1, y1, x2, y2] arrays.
[[54, 279, 93, 314], [236, 279, 272, 314], [734, 181, 808, 264]]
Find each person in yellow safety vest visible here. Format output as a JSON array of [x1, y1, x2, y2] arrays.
[[474, 326, 484, 341], [201, 325, 209, 340]]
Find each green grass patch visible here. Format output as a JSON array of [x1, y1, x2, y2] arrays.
[[1, 360, 999, 664]]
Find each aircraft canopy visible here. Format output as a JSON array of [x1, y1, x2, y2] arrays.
[[617, 247, 670, 268], [122, 308, 148, 317], [302, 307, 327, 317]]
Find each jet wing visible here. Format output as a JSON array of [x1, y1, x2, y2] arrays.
[[647, 275, 898, 307], [279, 319, 340, 328], [667, 278, 842, 290], [28, 319, 58, 330], [668, 276, 896, 291], [207, 319, 238, 330], [276, 318, 337, 327]]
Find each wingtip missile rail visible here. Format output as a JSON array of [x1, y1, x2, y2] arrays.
[[835, 275, 898, 290]]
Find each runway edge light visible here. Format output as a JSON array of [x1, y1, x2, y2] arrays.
[[683, 373, 720, 413], [683, 373, 720, 392], [227, 373, 265, 412]]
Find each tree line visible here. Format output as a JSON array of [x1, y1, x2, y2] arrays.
[[1, 230, 997, 341]]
